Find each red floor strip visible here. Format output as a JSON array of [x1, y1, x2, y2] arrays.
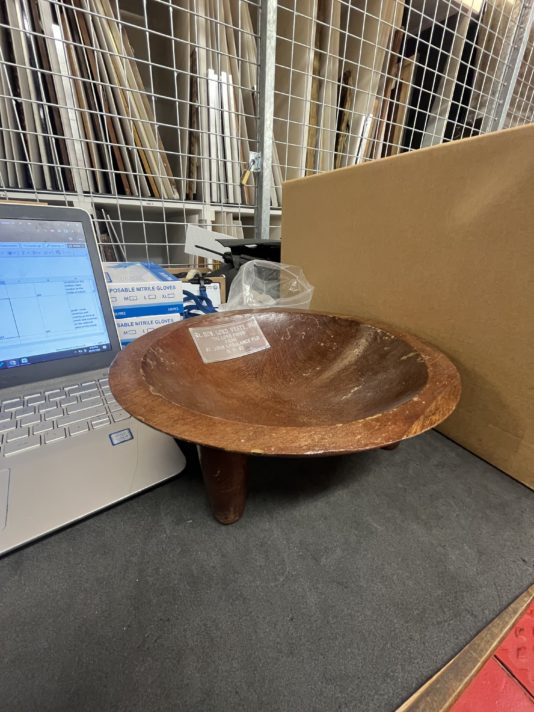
[[450, 656, 534, 712], [495, 603, 534, 698], [450, 605, 534, 711]]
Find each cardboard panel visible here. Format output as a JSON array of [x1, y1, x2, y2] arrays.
[[282, 123, 534, 488]]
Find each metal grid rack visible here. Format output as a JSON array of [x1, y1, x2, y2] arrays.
[[0, 0, 262, 264], [504, 23, 534, 125], [268, 0, 534, 187], [0, 0, 532, 260]]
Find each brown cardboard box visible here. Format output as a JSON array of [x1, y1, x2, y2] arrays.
[[282, 123, 534, 488]]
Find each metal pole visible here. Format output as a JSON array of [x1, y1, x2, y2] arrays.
[[255, 0, 277, 241]]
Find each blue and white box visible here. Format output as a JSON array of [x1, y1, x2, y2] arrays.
[[114, 314, 181, 344], [103, 262, 183, 345]]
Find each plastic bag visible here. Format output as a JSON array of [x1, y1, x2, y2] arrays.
[[223, 259, 314, 311]]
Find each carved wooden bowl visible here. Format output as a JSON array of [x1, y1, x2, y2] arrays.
[[110, 309, 461, 524]]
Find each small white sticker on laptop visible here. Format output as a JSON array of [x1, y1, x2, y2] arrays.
[[189, 316, 270, 364], [109, 428, 133, 446]]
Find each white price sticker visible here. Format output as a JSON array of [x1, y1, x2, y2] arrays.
[[189, 316, 270, 364]]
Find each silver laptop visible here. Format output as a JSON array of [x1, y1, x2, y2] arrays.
[[0, 204, 186, 555]]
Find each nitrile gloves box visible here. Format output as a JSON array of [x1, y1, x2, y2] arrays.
[[116, 315, 181, 346], [103, 262, 183, 309], [103, 262, 183, 345]]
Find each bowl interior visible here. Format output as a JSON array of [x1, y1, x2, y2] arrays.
[[141, 311, 428, 427]]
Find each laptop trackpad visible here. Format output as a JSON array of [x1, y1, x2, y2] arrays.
[[0, 469, 9, 530]]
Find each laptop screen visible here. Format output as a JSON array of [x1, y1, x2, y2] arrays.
[[0, 219, 112, 371]]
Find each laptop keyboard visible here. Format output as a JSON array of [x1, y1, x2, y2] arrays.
[[0, 376, 130, 458]]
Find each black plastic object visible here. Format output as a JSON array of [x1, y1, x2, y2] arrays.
[[218, 239, 281, 263], [210, 239, 281, 290]]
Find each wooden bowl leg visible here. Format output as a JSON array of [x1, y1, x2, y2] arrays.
[[382, 441, 400, 451], [198, 446, 249, 524]]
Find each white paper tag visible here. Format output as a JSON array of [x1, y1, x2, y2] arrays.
[[185, 223, 231, 261], [189, 316, 270, 364]]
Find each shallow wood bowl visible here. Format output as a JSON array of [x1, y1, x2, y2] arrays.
[[110, 309, 461, 523]]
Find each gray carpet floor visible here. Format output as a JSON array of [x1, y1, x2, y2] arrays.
[[1, 431, 533, 712]]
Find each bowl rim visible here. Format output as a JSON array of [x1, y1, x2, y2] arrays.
[[109, 308, 461, 456]]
